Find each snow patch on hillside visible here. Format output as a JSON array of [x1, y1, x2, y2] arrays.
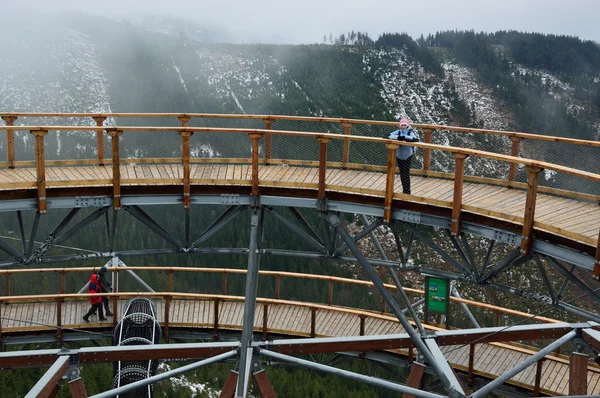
[[366, 48, 449, 124], [157, 363, 220, 397], [443, 63, 513, 131]]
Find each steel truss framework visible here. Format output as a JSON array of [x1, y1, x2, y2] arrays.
[[0, 193, 599, 397]]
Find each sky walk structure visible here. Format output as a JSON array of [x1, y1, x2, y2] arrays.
[[0, 113, 599, 397]]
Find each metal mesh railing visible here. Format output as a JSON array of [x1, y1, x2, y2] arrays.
[[113, 297, 162, 398]]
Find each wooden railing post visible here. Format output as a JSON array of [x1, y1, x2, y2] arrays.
[[468, 344, 475, 387], [594, 229, 600, 280], [92, 116, 106, 166], [31, 129, 49, 214], [179, 130, 193, 210], [508, 137, 523, 183], [533, 359, 544, 396], [112, 269, 119, 329], [341, 122, 352, 169], [327, 280, 333, 305], [222, 272, 228, 295], [422, 128, 433, 176], [520, 166, 542, 254], [107, 129, 123, 210], [451, 153, 468, 236], [164, 270, 174, 341], [262, 304, 268, 340], [213, 299, 220, 341], [249, 133, 263, 196], [317, 137, 331, 201], [310, 307, 316, 338], [384, 143, 400, 224], [569, 352, 588, 395], [274, 275, 280, 299], [178, 115, 191, 128], [4, 273, 9, 297], [2, 116, 17, 169], [164, 294, 171, 342], [263, 118, 274, 165], [0, 300, 3, 346], [56, 298, 63, 346]]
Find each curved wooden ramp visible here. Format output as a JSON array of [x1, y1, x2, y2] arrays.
[[2, 298, 600, 396], [0, 164, 598, 249]]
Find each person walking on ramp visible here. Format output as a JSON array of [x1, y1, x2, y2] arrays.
[[83, 273, 107, 322], [97, 267, 114, 316], [388, 118, 419, 194]]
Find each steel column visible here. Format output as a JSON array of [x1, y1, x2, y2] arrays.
[[236, 208, 262, 398]]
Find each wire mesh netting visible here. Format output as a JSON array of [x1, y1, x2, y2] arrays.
[[113, 297, 161, 398]]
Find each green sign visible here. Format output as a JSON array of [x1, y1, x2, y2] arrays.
[[425, 276, 449, 314]]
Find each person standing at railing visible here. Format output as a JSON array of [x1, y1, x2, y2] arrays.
[[83, 273, 107, 322], [388, 118, 419, 194], [97, 267, 114, 316]]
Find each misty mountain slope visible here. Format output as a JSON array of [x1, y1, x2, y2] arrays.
[[0, 18, 111, 115]]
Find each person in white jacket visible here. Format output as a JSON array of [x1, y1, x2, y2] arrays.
[[388, 118, 419, 194]]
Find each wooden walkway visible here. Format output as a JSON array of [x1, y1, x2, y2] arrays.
[[2, 298, 600, 396], [0, 164, 598, 248]]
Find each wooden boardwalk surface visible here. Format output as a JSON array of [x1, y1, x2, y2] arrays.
[[2, 298, 600, 396], [0, 164, 598, 247]]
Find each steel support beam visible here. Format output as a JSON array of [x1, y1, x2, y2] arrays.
[[451, 284, 480, 328], [327, 213, 465, 398], [470, 330, 577, 398], [25, 355, 70, 398], [401, 222, 468, 274], [125, 205, 181, 249], [16, 211, 27, 255], [90, 350, 238, 398], [266, 207, 325, 253], [289, 207, 324, 245], [484, 248, 525, 281], [190, 205, 246, 249], [260, 349, 445, 398], [335, 217, 384, 256], [0, 237, 23, 261], [423, 338, 465, 395], [545, 256, 600, 305], [534, 255, 556, 305], [359, 215, 424, 332], [236, 208, 262, 398]]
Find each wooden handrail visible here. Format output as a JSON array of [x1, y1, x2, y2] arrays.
[[0, 266, 561, 323], [2, 125, 598, 182], [3, 112, 600, 147]]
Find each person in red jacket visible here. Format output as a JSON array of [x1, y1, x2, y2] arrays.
[[83, 274, 107, 322]]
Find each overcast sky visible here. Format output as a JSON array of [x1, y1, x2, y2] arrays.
[[9, 0, 600, 44]]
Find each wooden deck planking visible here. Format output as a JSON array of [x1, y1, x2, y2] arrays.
[[1, 299, 599, 395]]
